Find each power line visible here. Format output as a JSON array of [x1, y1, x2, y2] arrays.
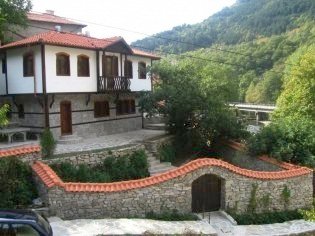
[[20, 23, 300, 78], [29, 10, 299, 68]]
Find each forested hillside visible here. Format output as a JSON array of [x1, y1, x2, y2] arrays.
[[133, 0, 315, 103], [132, 0, 315, 53]]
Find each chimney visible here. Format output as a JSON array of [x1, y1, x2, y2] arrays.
[[45, 10, 54, 15], [85, 31, 90, 37], [55, 25, 62, 32]]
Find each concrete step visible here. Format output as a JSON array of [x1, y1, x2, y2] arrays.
[[144, 123, 166, 131], [57, 134, 83, 144], [150, 166, 176, 175]]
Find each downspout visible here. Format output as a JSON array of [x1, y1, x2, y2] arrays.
[[41, 43, 50, 128]]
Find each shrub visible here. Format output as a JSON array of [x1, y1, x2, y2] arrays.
[[247, 117, 315, 167], [50, 150, 149, 183], [145, 209, 198, 221], [0, 157, 38, 208], [299, 208, 315, 222], [40, 128, 56, 158], [158, 144, 176, 163], [229, 210, 303, 225]]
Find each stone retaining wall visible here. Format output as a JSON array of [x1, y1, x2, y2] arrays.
[[32, 158, 313, 220], [0, 144, 145, 167]]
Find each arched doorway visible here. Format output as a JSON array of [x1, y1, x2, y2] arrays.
[[191, 174, 221, 213]]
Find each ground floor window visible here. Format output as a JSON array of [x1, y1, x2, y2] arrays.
[[94, 101, 110, 117], [116, 99, 135, 115]]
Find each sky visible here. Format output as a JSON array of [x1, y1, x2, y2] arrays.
[[31, 0, 236, 43]]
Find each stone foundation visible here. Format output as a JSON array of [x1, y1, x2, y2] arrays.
[[2, 93, 143, 139]]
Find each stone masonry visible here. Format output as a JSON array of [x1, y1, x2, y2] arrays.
[[32, 158, 313, 220]]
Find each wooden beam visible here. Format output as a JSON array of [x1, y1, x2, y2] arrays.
[[41, 44, 50, 128]]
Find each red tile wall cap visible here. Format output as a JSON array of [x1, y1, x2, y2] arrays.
[[227, 140, 303, 171], [227, 140, 245, 151], [259, 155, 299, 170], [0, 145, 40, 158], [32, 158, 312, 193], [32, 161, 64, 188]]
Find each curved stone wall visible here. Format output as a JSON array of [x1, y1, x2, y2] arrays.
[[32, 158, 313, 219]]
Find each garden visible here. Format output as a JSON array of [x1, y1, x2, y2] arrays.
[[49, 150, 149, 182]]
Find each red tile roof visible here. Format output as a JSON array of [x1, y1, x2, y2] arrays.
[[132, 48, 160, 59], [32, 158, 312, 193], [0, 145, 40, 158], [27, 12, 86, 27], [0, 31, 120, 50], [1, 31, 160, 59]]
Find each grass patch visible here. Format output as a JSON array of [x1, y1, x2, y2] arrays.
[[145, 209, 198, 221], [229, 210, 303, 225], [50, 150, 149, 182]]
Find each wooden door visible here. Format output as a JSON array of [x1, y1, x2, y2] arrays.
[[192, 174, 221, 213], [102, 55, 118, 77], [60, 101, 72, 135]]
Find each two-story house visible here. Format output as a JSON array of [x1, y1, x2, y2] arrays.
[[0, 30, 159, 139]]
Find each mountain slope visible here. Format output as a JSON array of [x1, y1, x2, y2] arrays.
[[132, 0, 315, 53]]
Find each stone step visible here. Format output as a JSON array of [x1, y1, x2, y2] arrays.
[[144, 123, 166, 131], [150, 166, 176, 175], [149, 161, 172, 169], [57, 134, 83, 144]]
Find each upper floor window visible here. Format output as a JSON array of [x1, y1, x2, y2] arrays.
[[103, 55, 118, 77], [138, 62, 146, 79], [56, 52, 70, 76], [116, 99, 135, 115], [77, 55, 90, 77], [124, 60, 133, 78], [94, 101, 110, 118], [23, 52, 34, 77]]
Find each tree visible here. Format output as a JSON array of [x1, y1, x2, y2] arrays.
[[140, 59, 243, 156], [274, 44, 315, 120], [0, 0, 32, 41], [248, 44, 315, 167], [0, 104, 8, 127]]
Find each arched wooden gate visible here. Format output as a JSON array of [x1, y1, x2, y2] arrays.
[[191, 174, 221, 212]]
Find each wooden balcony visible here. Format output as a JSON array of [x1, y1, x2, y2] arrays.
[[97, 76, 131, 92]]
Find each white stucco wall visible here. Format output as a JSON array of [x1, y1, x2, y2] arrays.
[[45, 45, 97, 93], [127, 55, 152, 92], [0, 59, 6, 95], [7, 46, 43, 94]]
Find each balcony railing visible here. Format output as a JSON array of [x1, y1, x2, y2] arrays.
[[97, 76, 131, 92]]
